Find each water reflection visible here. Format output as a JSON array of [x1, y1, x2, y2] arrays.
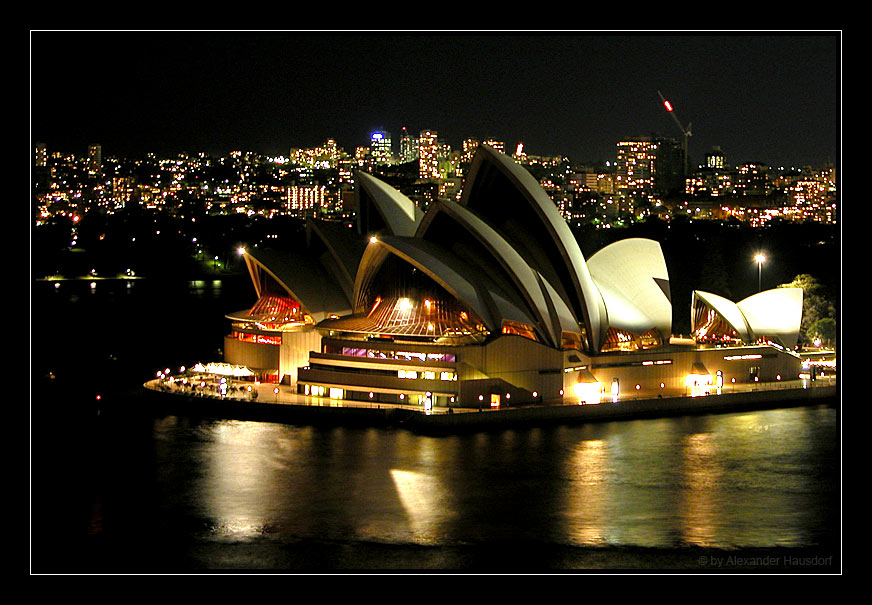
[[565, 438, 610, 546], [148, 406, 836, 556], [390, 469, 452, 544], [199, 420, 311, 541], [678, 432, 721, 547]]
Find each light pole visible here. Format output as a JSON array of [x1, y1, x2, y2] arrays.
[[755, 253, 766, 292]]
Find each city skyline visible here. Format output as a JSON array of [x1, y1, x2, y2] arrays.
[[30, 31, 841, 168]]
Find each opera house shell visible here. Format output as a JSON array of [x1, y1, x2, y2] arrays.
[[692, 288, 804, 350], [224, 145, 804, 407]]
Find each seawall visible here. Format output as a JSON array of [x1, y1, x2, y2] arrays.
[[141, 382, 838, 434], [410, 385, 838, 434]]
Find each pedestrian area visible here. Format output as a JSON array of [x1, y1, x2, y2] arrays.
[[144, 368, 465, 415], [145, 362, 836, 416]]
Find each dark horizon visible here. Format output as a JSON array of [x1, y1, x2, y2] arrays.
[[30, 31, 841, 168]]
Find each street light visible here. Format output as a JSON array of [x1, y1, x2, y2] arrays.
[[754, 253, 766, 291]]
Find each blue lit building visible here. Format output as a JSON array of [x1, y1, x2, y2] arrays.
[[370, 130, 392, 165]]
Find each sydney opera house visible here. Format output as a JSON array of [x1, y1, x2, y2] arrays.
[[222, 145, 804, 409]]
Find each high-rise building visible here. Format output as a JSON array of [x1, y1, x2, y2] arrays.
[[400, 127, 418, 163], [654, 137, 685, 197], [615, 138, 658, 200], [461, 138, 480, 164], [418, 130, 440, 179], [34, 142, 47, 167], [33, 141, 50, 197], [705, 147, 726, 170], [287, 184, 328, 216], [370, 130, 392, 165], [735, 162, 770, 196], [616, 136, 685, 201], [88, 144, 102, 178]]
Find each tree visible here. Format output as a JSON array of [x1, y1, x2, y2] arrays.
[[807, 317, 837, 348], [778, 274, 836, 347]]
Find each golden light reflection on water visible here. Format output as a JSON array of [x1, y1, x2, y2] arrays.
[[199, 420, 312, 541], [189, 420, 460, 545], [389, 469, 452, 545], [385, 432, 459, 544], [152, 407, 836, 552], [565, 439, 610, 546], [677, 431, 722, 547]]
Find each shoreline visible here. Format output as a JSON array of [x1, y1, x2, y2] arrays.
[[140, 380, 838, 434]]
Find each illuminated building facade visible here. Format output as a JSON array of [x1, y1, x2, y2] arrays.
[[616, 138, 657, 198], [735, 162, 770, 196], [399, 127, 417, 163], [461, 138, 480, 164], [287, 184, 327, 216], [35, 142, 47, 168], [418, 130, 440, 178], [88, 144, 102, 178], [225, 145, 804, 406], [370, 130, 392, 165], [616, 136, 684, 201], [705, 146, 726, 169], [224, 218, 366, 384]]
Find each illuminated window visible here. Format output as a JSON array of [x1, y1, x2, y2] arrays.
[[601, 328, 662, 352], [561, 331, 583, 350], [502, 320, 538, 341], [233, 331, 280, 344], [490, 393, 501, 408]]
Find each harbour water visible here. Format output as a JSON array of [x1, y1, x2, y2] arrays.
[[30, 278, 841, 573]]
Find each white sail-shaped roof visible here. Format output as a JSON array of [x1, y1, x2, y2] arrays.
[[459, 145, 608, 351], [693, 290, 753, 342], [737, 287, 803, 349], [356, 171, 424, 237], [693, 288, 803, 348], [243, 248, 352, 321], [587, 238, 672, 338], [352, 235, 524, 334], [416, 199, 575, 348]]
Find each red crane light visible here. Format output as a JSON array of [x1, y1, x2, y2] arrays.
[[663, 99, 674, 112]]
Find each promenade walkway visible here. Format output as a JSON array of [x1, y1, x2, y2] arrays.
[[144, 373, 464, 415], [144, 370, 837, 417]]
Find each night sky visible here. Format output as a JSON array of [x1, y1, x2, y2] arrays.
[[30, 31, 841, 168]]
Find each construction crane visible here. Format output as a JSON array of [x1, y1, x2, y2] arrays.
[[658, 91, 691, 177]]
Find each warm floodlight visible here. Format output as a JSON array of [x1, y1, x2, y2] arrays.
[[754, 253, 766, 291]]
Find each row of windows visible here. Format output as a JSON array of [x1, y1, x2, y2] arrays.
[[324, 344, 457, 363], [309, 362, 456, 382], [230, 331, 282, 345], [299, 384, 454, 408], [398, 369, 457, 381]]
